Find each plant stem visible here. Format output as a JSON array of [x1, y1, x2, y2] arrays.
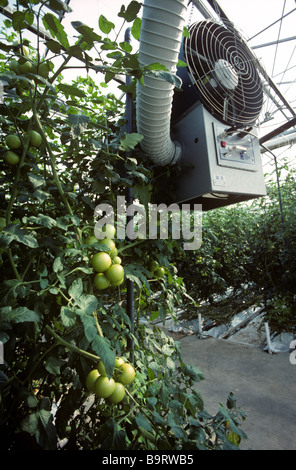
[[45, 325, 101, 363], [117, 239, 146, 253]]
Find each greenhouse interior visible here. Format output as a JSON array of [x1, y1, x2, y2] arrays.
[[0, 0, 295, 452]]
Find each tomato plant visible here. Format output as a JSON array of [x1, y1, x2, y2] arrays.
[[0, 0, 248, 450], [176, 171, 296, 333]]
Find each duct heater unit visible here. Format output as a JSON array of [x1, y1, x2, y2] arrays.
[[170, 20, 266, 210]]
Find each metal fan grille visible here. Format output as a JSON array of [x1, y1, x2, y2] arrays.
[[183, 20, 263, 127]]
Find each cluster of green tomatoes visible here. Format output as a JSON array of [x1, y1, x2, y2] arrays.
[[87, 224, 125, 290], [3, 131, 42, 166], [149, 259, 165, 279], [9, 41, 51, 78], [85, 357, 135, 404]]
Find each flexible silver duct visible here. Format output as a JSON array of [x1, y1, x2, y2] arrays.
[[136, 0, 188, 166]]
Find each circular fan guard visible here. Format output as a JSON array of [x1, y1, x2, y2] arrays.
[[183, 20, 263, 127]]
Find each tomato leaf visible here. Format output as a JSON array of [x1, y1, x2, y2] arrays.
[[118, 1, 142, 22], [42, 13, 70, 50], [0, 224, 38, 248], [71, 21, 101, 46], [0, 306, 39, 325], [135, 412, 153, 432], [131, 17, 141, 40], [99, 15, 115, 35], [120, 132, 143, 151], [60, 306, 77, 328], [91, 336, 115, 378]]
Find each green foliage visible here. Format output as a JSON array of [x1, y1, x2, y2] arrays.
[[0, 0, 246, 450], [177, 170, 296, 333]]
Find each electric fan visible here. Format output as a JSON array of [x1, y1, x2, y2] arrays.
[[174, 20, 264, 127], [168, 19, 266, 210]]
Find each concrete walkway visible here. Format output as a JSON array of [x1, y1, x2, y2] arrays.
[[175, 334, 295, 450]]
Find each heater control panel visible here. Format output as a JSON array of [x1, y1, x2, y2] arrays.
[[213, 124, 259, 171]]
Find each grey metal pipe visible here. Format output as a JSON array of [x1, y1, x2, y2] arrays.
[[136, 0, 188, 166]]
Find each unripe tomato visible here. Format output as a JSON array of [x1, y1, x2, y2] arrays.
[[113, 256, 122, 265], [85, 369, 100, 392], [149, 260, 159, 272], [155, 267, 165, 278], [115, 357, 125, 368], [13, 41, 30, 57], [29, 130, 42, 147], [91, 252, 112, 272], [118, 363, 135, 385], [108, 382, 125, 404], [102, 238, 116, 256], [6, 134, 21, 150], [38, 61, 50, 78], [102, 223, 116, 239], [86, 235, 97, 246], [17, 59, 32, 74], [110, 277, 124, 287], [4, 151, 19, 165], [9, 59, 19, 73], [95, 376, 115, 398], [110, 247, 118, 259], [94, 273, 110, 290], [106, 264, 124, 283]]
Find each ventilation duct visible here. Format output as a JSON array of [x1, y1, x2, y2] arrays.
[[136, 0, 266, 210], [136, 0, 188, 166]]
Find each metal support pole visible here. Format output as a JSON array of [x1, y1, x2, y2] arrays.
[[124, 28, 134, 361]]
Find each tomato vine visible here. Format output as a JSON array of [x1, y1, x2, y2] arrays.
[[0, 0, 248, 450]]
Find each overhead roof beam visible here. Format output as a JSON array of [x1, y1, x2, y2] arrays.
[[248, 7, 296, 42], [252, 36, 296, 50], [259, 116, 296, 145]]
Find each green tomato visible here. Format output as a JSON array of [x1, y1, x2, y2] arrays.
[[13, 41, 30, 57], [102, 223, 116, 239], [4, 151, 19, 165], [38, 61, 51, 78], [17, 59, 32, 74], [110, 277, 124, 287], [118, 363, 135, 385], [149, 260, 159, 272], [29, 130, 42, 147], [155, 267, 165, 278], [86, 235, 97, 246], [115, 357, 125, 368], [101, 238, 116, 256], [85, 369, 100, 392], [93, 272, 110, 290], [95, 376, 116, 398], [108, 382, 125, 404], [9, 59, 19, 73], [110, 247, 118, 259], [113, 256, 122, 265], [106, 264, 124, 283], [91, 252, 112, 272], [6, 134, 21, 150]]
